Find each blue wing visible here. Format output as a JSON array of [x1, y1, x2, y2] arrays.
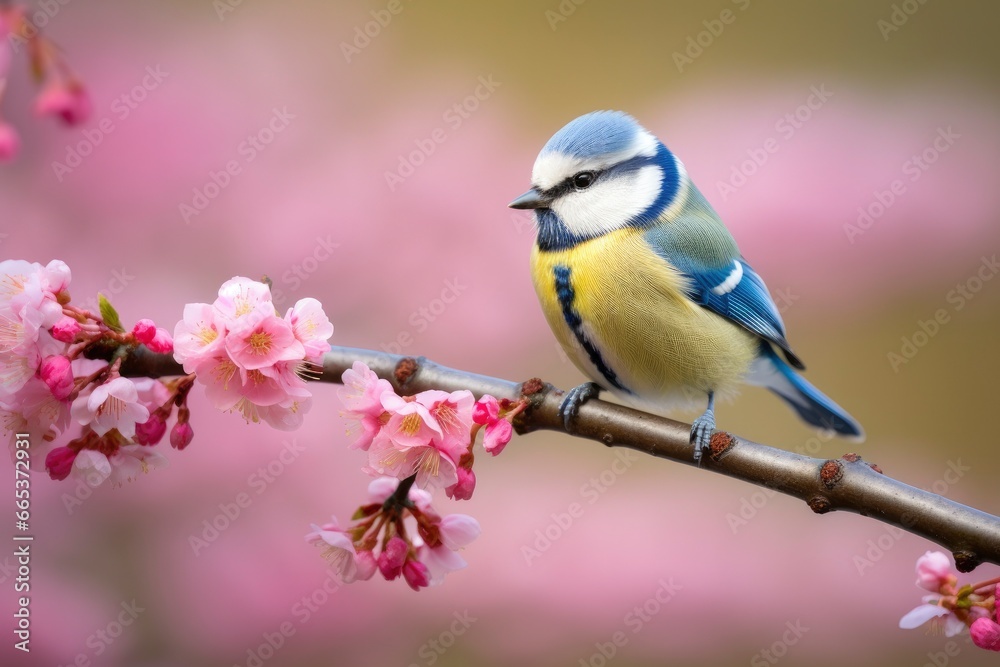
[[643, 224, 805, 370], [681, 256, 804, 369]]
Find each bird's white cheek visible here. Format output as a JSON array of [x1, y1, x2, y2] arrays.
[[552, 165, 663, 238]]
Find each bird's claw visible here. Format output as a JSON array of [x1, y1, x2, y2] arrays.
[[558, 382, 601, 432], [689, 410, 716, 465]]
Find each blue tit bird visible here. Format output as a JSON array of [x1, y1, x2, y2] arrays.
[[509, 110, 863, 462]]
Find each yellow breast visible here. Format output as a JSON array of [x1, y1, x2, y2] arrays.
[[530, 228, 759, 409]]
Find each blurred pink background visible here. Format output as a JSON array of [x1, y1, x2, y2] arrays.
[[2, 1, 1000, 665]]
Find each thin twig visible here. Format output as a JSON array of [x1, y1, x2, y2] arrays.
[[117, 345, 1000, 573]]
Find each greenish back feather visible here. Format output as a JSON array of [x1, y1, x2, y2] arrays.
[[644, 184, 739, 269]]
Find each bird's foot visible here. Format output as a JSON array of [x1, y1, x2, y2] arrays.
[[689, 408, 716, 466], [558, 382, 602, 431]]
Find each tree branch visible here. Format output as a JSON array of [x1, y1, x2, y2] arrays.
[[118, 345, 1000, 573]]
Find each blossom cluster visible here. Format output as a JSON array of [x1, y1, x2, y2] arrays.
[[173, 276, 332, 431], [900, 550, 1000, 651], [307, 477, 481, 591], [1, 259, 183, 487], [338, 361, 521, 498], [305, 361, 524, 590], [0, 4, 92, 161]]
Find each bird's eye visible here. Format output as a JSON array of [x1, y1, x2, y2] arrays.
[[572, 171, 596, 189]]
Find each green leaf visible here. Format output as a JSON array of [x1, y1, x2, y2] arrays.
[[98, 293, 124, 332]]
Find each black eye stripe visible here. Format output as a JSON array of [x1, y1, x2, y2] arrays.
[[543, 169, 606, 200]]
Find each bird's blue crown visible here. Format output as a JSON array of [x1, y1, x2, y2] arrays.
[[539, 110, 643, 161]]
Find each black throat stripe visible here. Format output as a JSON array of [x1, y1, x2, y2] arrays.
[[552, 265, 631, 394]]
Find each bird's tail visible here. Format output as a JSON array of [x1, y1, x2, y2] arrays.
[[747, 344, 864, 439]]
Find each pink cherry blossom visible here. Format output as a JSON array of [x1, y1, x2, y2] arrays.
[[340, 362, 394, 413], [971, 617, 1000, 651], [418, 543, 468, 586], [899, 600, 960, 633], [71, 449, 113, 487], [472, 395, 497, 425], [71, 377, 150, 439], [34, 79, 91, 126], [146, 327, 173, 354], [170, 420, 194, 450], [172, 303, 226, 373], [132, 319, 157, 344], [365, 392, 462, 487], [901, 552, 1000, 651], [285, 297, 333, 361], [415, 389, 474, 462], [366, 476, 400, 503], [378, 536, 409, 580], [473, 395, 513, 455], [308, 475, 481, 591], [437, 514, 481, 551], [402, 559, 430, 591], [45, 446, 77, 481], [194, 354, 286, 418], [445, 466, 476, 500], [212, 277, 273, 328], [131, 318, 173, 354], [1, 260, 67, 333], [224, 308, 304, 371], [179, 277, 321, 432], [259, 395, 312, 431], [0, 345, 40, 396], [0, 260, 44, 313], [338, 361, 394, 450], [39, 355, 74, 400], [108, 444, 169, 486], [134, 411, 167, 445], [133, 377, 171, 412], [42, 260, 71, 295], [50, 316, 81, 343], [306, 519, 369, 583], [412, 512, 481, 586], [378, 393, 442, 449], [353, 550, 378, 582], [261, 360, 313, 397], [0, 376, 70, 441], [483, 419, 512, 456], [366, 436, 459, 489], [916, 550, 954, 591]]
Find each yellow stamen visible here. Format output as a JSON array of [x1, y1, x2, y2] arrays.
[[434, 403, 458, 431], [400, 412, 422, 436], [212, 360, 238, 391], [233, 397, 260, 423], [418, 449, 441, 477], [248, 330, 272, 356], [319, 544, 352, 570], [0, 273, 28, 300], [96, 395, 125, 421], [197, 324, 218, 345], [234, 288, 254, 317], [247, 369, 267, 387]]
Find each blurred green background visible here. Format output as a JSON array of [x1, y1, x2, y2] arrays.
[[2, 0, 999, 665]]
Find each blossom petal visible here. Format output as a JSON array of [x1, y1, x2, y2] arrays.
[[438, 514, 481, 551], [899, 603, 950, 629], [943, 613, 967, 637]]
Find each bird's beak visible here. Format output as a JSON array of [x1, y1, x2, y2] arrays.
[[508, 188, 553, 210]]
